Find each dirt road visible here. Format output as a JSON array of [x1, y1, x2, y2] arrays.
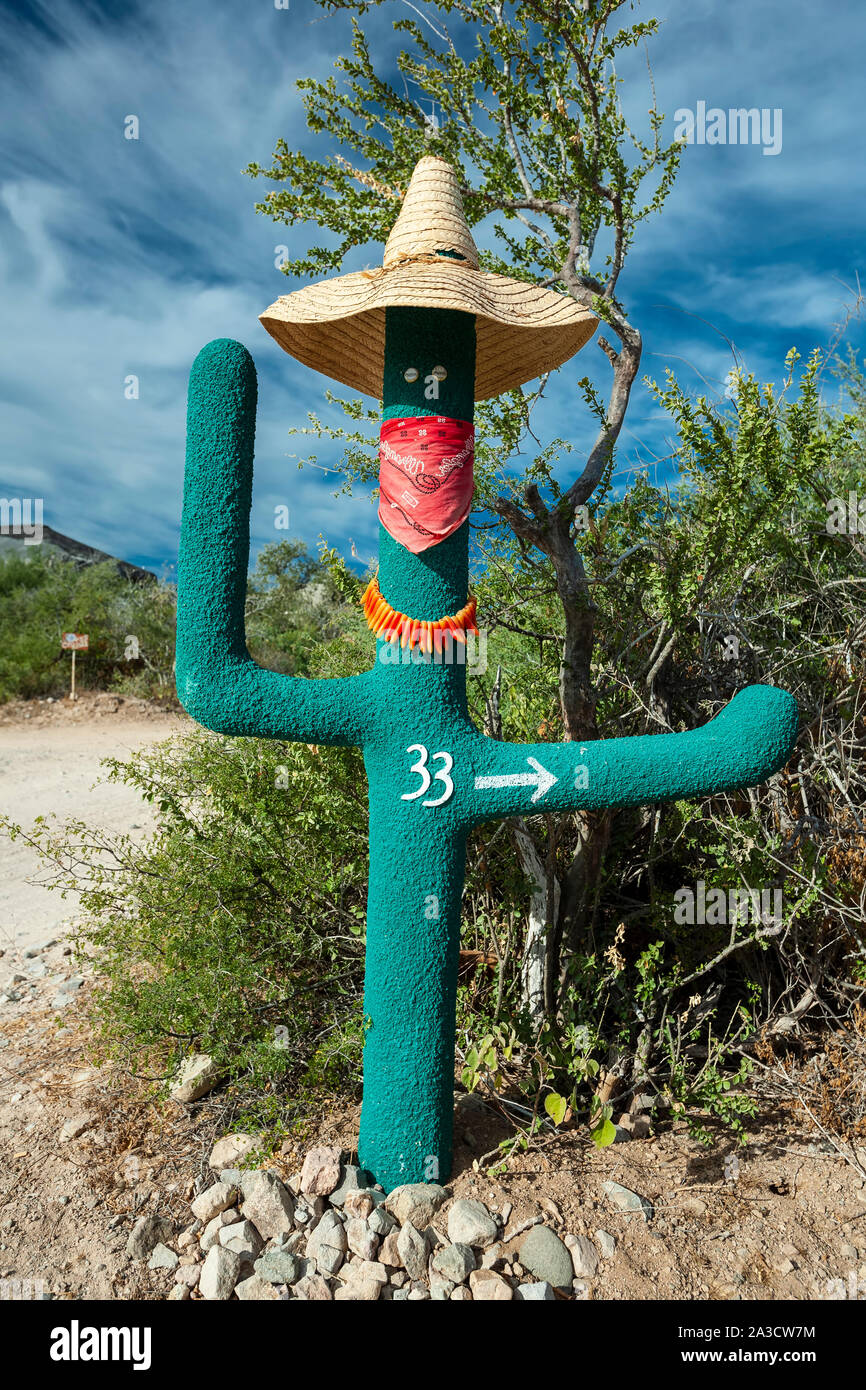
[[0, 694, 187, 954]]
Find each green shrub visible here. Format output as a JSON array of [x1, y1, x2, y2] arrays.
[[0, 549, 176, 702]]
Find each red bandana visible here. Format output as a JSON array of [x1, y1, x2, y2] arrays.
[[378, 415, 474, 554]]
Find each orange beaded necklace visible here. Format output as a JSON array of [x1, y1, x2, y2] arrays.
[[362, 576, 479, 655]]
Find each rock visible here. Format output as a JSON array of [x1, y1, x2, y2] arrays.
[[235, 1273, 280, 1300], [240, 1171, 295, 1239], [254, 1250, 302, 1285], [447, 1198, 499, 1249], [293, 1273, 333, 1300], [292, 1199, 321, 1229], [343, 1189, 375, 1220], [167, 1284, 188, 1300], [595, 1229, 617, 1259], [329, 1164, 374, 1207], [147, 1243, 179, 1271], [565, 1233, 599, 1279], [519, 1226, 574, 1290], [397, 1222, 429, 1281], [200, 1210, 237, 1251], [209, 1134, 261, 1170], [60, 975, 84, 992], [199, 1245, 243, 1300], [219, 1220, 263, 1262], [384, 1183, 448, 1229], [680, 1197, 707, 1218], [307, 1210, 347, 1277], [431, 1243, 476, 1284], [335, 1276, 380, 1301], [300, 1146, 342, 1198], [515, 1281, 556, 1300], [368, 1205, 396, 1237], [602, 1180, 654, 1222], [51, 990, 79, 1009], [346, 1217, 379, 1261], [170, 1053, 220, 1103], [191, 1181, 239, 1225], [451, 1285, 473, 1300], [430, 1272, 455, 1300], [59, 1112, 95, 1143], [274, 1231, 305, 1255], [355, 1260, 389, 1285], [469, 1268, 513, 1300], [480, 1243, 503, 1269], [126, 1214, 174, 1262], [379, 1231, 402, 1267], [174, 1265, 201, 1288]]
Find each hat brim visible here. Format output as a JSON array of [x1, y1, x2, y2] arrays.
[[259, 262, 598, 400]]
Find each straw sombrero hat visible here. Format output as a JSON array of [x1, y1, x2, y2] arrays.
[[259, 156, 598, 400]]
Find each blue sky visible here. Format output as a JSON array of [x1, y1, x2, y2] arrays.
[[1, 0, 864, 577]]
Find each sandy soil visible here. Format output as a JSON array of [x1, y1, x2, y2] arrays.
[[0, 692, 186, 954], [0, 694, 193, 1299]]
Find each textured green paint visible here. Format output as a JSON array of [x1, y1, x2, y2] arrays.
[[177, 318, 799, 1194]]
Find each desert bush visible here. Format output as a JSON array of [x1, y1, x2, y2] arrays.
[[0, 538, 351, 704], [11, 719, 370, 1134], [0, 548, 175, 702], [453, 350, 866, 1151]]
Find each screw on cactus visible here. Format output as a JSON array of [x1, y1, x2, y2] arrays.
[[176, 158, 799, 1193]]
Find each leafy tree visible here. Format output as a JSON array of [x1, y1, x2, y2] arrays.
[[245, 538, 358, 675]]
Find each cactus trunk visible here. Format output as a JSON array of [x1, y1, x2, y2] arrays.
[[358, 797, 467, 1189]]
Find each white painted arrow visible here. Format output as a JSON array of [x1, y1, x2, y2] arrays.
[[474, 756, 558, 805]]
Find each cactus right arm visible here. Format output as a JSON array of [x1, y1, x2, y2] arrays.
[[176, 339, 374, 745], [463, 683, 799, 824]]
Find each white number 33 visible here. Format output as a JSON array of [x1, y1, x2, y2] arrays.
[[401, 744, 454, 807]]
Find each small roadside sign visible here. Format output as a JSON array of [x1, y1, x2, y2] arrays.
[[61, 633, 88, 699]]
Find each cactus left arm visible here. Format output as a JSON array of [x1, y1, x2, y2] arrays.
[[176, 338, 374, 745]]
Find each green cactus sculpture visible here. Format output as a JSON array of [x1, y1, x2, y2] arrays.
[[176, 160, 799, 1193]]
